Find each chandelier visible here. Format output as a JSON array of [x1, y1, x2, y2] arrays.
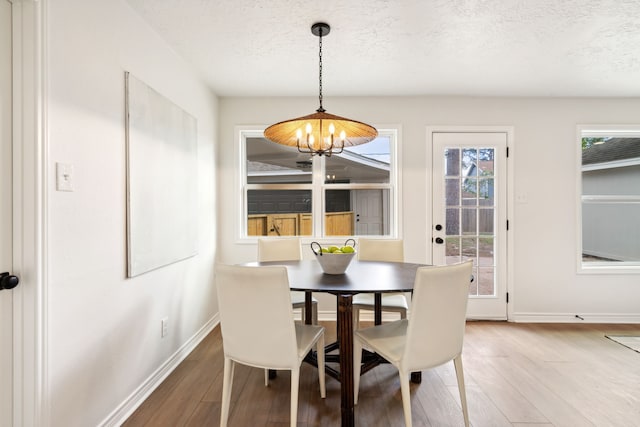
[[264, 23, 378, 157]]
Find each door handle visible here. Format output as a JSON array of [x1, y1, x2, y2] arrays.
[[435, 237, 444, 244], [0, 272, 19, 290]]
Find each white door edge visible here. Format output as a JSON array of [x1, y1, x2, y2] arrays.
[[1, 1, 14, 425], [12, 0, 48, 425]]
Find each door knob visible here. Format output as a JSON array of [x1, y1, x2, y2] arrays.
[[435, 224, 443, 231], [435, 237, 444, 244], [0, 272, 19, 290]]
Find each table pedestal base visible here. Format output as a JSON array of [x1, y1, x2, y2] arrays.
[[337, 294, 354, 427]]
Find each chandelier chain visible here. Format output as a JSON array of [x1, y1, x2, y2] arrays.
[[318, 27, 324, 112], [263, 22, 377, 157]]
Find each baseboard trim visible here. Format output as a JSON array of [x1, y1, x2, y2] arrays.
[[98, 314, 220, 427], [511, 312, 640, 323], [308, 310, 640, 324]]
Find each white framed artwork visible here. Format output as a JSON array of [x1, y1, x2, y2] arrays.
[[125, 72, 198, 277]]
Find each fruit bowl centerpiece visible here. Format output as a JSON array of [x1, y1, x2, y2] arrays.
[[311, 239, 356, 275]]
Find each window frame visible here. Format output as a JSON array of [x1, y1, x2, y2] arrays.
[[576, 125, 640, 274], [237, 126, 401, 242]]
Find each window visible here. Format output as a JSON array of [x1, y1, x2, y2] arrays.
[[578, 126, 640, 271], [240, 128, 398, 239]]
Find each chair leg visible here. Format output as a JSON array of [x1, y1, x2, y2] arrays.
[[312, 301, 318, 325], [453, 356, 470, 427], [353, 307, 360, 330], [353, 338, 363, 404], [264, 368, 269, 386], [290, 368, 300, 427], [316, 334, 326, 398], [399, 369, 413, 427], [220, 358, 234, 427]]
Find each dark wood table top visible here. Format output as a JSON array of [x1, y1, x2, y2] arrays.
[[243, 259, 426, 294]]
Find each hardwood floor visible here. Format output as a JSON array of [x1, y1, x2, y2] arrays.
[[122, 321, 640, 426]]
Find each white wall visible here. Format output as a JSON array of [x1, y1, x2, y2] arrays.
[[46, 1, 218, 425], [218, 96, 640, 322]]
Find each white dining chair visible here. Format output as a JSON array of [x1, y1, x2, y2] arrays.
[[215, 264, 326, 427], [258, 237, 319, 324], [352, 239, 409, 326], [353, 260, 474, 427]]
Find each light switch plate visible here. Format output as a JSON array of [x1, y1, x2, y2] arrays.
[[161, 317, 169, 338], [56, 162, 74, 192]]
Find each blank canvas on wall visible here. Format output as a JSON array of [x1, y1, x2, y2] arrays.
[[125, 72, 198, 277]]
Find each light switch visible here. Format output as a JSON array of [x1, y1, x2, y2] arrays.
[[56, 162, 74, 192]]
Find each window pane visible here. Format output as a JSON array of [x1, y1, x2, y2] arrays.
[[479, 148, 495, 177], [445, 148, 460, 176], [468, 274, 478, 296], [478, 267, 495, 296], [246, 137, 312, 184], [325, 189, 355, 236], [241, 129, 398, 239], [462, 208, 477, 235], [581, 135, 640, 266], [446, 236, 460, 259], [479, 178, 494, 206], [461, 237, 477, 259], [326, 189, 351, 213], [479, 237, 494, 266], [479, 209, 494, 235], [325, 136, 390, 184], [445, 208, 460, 235], [462, 148, 477, 176], [326, 189, 391, 236], [582, 201, 640, 262], [462, 177, 477, 205], [445, 178, 460, 206], [247, 190, 312, 236], [583, 170, 639, 196]]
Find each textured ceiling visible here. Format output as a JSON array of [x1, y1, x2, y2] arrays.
[[124, 0, 640, 97]]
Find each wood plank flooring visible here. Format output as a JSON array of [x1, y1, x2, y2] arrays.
[[122, 321, 640, 427]]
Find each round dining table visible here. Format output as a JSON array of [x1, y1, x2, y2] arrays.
[[242, 259, 427, 427]]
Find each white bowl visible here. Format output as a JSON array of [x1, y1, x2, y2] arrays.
[[314, 251, 356, 275]]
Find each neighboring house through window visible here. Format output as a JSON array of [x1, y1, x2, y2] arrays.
[[579, 126, 640, 271]]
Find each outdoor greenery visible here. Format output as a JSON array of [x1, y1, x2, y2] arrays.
[[582, 137, 607, 150]]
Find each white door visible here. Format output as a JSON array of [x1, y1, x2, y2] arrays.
[[354, 189, 384, 235], [1, 1, 14, 424], [432, 131, 509, 319]]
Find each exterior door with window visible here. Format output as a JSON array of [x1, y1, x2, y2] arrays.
[[1, 1, 13, 424], [431, 131, 509, 319]]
